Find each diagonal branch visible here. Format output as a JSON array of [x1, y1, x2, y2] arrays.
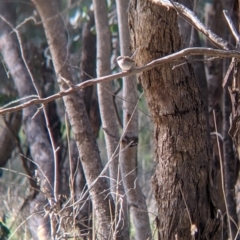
[[223, 10, 240, 44], [1, 47, 240, 115]]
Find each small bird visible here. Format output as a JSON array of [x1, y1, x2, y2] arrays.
[[116, 56, 135, 71]]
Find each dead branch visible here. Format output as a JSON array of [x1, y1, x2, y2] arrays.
[[1, 47, 240, 115]]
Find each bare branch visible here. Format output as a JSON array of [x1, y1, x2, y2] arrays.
[[223, 10, 240, 44], [1, 47, 240, 115]]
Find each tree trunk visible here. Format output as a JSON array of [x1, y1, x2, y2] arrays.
[[32, 0, 115, 238], [80, 11, 101, 138], [129, 1, 220, 239], [93, 1, 126, 238], [93, 0, 121, 197], [0, 3, 55, 239], [116, 0, 152, 239]]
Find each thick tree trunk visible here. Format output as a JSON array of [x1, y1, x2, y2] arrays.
[[129, 1, 220, 239]]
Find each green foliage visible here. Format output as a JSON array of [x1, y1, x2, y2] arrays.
[[0, 94, 16, 107], [0, 221, 10, 240], [110, 23, 118, 34]]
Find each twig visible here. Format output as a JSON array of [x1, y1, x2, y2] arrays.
[[213, 110, 232, 240], [67, 92, 144, 209], [8, 210, 45, 240], [222, 10, 240, 89], [20, 154, 54, 192], [222, 59, 235, 88], [223, 10, 240, 44], [0, 13, 59, 214]]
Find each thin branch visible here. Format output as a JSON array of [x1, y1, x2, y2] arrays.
[[213, 110, 233, 240], [1, 47, 240, 115], [68, 92, 144, 209], [223, 10, 240, 44], [8, 210, 45, 240], [1, 13, 60, 215], [222, 10, 239, 90], [20, 154, 54, 193], [222, 59, 235, 88]]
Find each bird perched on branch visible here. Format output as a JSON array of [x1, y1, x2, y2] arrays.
[[116, 56, 135, 71]]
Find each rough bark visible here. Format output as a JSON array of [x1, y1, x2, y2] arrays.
[[0, 3, 54, 239], [129, 1, 220, 239], [31, 0, 115, 238], [116, 0, 151, 239]]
